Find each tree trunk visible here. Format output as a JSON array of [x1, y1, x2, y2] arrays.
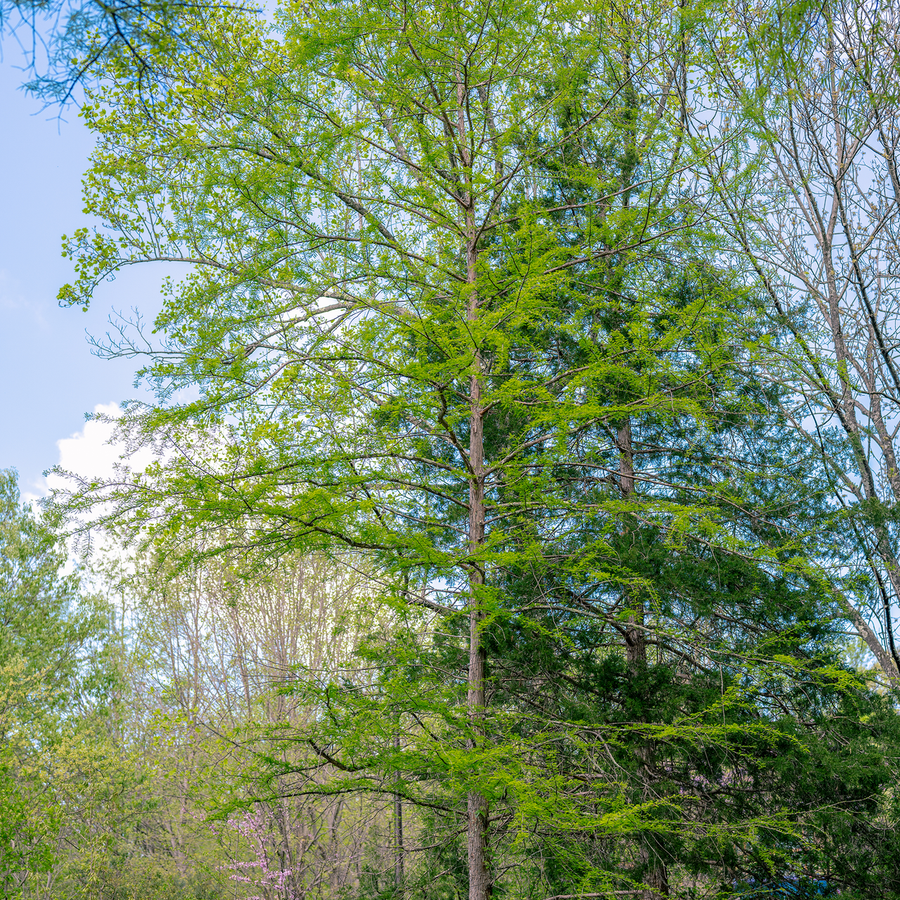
[[619, 420, 668, 899], [394, 730, 404, 896], [464, 127, 491, 896], [466, 261, 491, 900]]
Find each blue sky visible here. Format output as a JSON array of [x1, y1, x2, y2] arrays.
[[0, 45, 162, 498]]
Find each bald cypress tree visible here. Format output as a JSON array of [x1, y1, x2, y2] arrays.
[[55, 0, 900, 896]]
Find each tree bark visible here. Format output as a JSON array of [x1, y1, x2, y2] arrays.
[[619, 420, 668, 899], [394, 729, 404, 896], [466, 326, 491, 900], [462, 82, 491, 894]]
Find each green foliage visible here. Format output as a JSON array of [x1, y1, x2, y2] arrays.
[[43, 0, 900, 896], [0, 470, 113, 897]]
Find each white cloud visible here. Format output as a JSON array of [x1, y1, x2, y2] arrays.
[[55, 403, 123, 480], [55, 402, 140, 483], [24, 402, 156, 505], [28, 403, 165, 571]]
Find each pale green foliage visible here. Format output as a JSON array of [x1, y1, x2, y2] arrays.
[[56, 0, 767, 634], [103, 547, 396, 900], [0, 470, 115, 898], [47, 0, 900, 896]]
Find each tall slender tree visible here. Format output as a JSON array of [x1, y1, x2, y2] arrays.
[[53, 0, 900, 896]]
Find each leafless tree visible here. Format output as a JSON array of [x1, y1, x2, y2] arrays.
[[695, 0, 900, 685], [116, 547, 400, 899]]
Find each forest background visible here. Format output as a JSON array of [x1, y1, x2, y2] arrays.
[[2, 0, 900, 898]]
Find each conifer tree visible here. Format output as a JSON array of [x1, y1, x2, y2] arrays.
[[54, 0, 900, 896]]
